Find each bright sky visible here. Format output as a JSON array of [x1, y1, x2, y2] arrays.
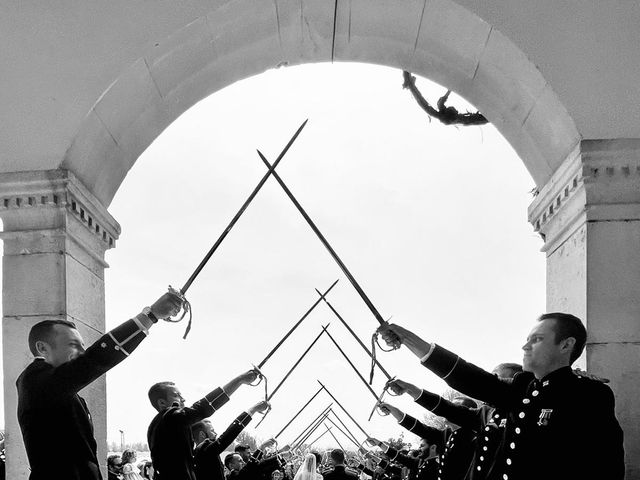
[[1, 62, 546, 451]]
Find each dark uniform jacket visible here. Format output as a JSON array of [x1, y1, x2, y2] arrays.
[[17, 317, 150, 480], [422, 344, 625, 480], [322, 465, 359, 480], [194, 411, 253, 480], [414, 389, 503, 480], [148, 387, 229, 480]]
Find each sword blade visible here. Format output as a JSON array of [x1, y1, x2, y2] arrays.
[[327, 409, 363, 447], [292, 408, 332, 449], [324, 413, 360, 449], [324, 328, 378, 400], [267, 324, 329, 401], [306, 426, 333, 448], [290, 404, 333, 447], [257, 150, 385, 326], [257, 279, 339, 369], [315, 288, 392, 379], [318, 380, 370, 439], [179, 119, 308, 294], [274, 387, 323, 439], [324, 423, 346, 451]]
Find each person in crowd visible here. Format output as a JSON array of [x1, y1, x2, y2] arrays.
[[17, 291, 182, 480], [225, 453, 245, 478], [384, 364, 522, 480], [322, 449, 358, 480], [139, 461, 154, 479], [147, 369, 261, 480], [379, 313, 625, 480], [107, 454, 123, 480], [192, 400, 270, 480], [121, 449, 144, 480], [367, 435, 441, 480]]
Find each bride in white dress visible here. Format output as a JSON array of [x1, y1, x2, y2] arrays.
[[294, 453, 323, 480]]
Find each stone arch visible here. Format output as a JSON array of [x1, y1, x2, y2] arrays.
[[61, 0, 579, 208]]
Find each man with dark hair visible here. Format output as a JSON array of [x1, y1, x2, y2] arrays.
[[107, 455, 122, 480], [224, 453, 245, 477], [192, 400, 270, 480], [147, 370, 260, 480], [322, 449, 358, 480], [379, 313, 625, 480], [17, 291, 183, 480]]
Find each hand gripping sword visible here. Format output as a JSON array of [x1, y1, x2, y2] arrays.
[[161, 120, 308, 338], [256, 149, 401, 379]]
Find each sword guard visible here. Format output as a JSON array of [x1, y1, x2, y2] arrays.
[[164, 285, 193, 339]]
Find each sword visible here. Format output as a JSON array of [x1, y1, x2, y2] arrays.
[[256, 150, 401, 358], [315, 288, 392, 382], [324, 412, 360, 449], [257, 280, 338, 369], [317, 380, 370, 439], [327, 409, 363, 448], [323, 328, 378, 401], [289, 404, 332, 447], [295, 410, 331, 448], [274, 387, 323, 440], [163, 120, 308, 338], [254, 325, 330, 428], [306, 426, 333, 449], [324, 423, 346, 451]]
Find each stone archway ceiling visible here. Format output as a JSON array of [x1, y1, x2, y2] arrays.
[[4, 0, 605, 205]]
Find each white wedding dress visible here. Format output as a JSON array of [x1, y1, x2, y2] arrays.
[[293, 453, 323, 480]]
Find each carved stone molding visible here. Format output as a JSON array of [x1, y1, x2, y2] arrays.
[[529, 139, 640, 254], [0, 169, 121, 253]]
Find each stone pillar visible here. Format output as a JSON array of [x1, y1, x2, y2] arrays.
[[529, 139, 640, 479], [0, 170, 120, 479]]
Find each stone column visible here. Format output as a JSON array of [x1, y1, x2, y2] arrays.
[[0, 170, 120, 479], [529, 139, 640, 479]]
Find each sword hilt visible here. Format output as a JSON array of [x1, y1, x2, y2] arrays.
[[164, 285, 193, 339]]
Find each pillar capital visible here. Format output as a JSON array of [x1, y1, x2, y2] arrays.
[[528, 139, 640, 254], [0, 169, 120, 272]]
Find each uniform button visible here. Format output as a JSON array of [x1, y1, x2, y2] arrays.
[[477, 466, 482, 471], [515, 427, 521, 434], [506, 458, 512, 465], [114, 345, 120, 350], [522, 398, 530, 404], [494, 413, 500, 419], [484, 436, 489, 441], [532, 390, 539, 397], [510, 442, 516, 449], [519, 412, 525, 418], [483, 446, 488, 451], [480, 456, 484, 461], [503, 475, 509, 480], [485, 426, 490, 431], [543, 380, 550, 387], [101, 342, 107, 348]]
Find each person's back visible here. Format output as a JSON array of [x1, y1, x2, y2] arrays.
[[322, 450, 357, 480]]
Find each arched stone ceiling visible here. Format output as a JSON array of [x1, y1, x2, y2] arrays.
[[4, 1, 637, 206]]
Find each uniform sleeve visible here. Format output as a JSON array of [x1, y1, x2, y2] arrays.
[[203, 411, 252, 455], [398, 413, 444, 444], [414, 389, 483, 431], [421, 344, 516, 408], [588, 383, 625, 479], [166, 387, 230, 427], [382, 445, 419, 470], [39, 316, 150, 397]]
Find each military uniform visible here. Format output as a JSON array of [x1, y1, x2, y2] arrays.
[[148, 387, 229, 480], [17, 316, 151, 480], [421, 344, 624, 480], [194, 411, 253, 480], [415, 389, 506, 480]]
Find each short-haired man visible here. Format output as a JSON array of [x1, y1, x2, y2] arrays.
[[224, 453, 245, 477], [322, 449, 358, 480], [192, 400, 270, 480], [380, 313, 625, 480], [147, 370, 260, 480], [17, 291, 183, 480], [107, 454, 123, 480]]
